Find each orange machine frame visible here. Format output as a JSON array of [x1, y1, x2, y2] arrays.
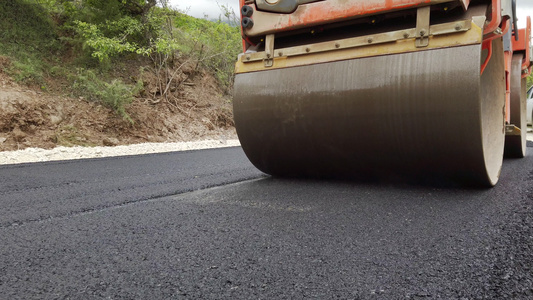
[[238, 0, 532, 124], [511, 17, 532, 77], [240, 0, 471, 39]]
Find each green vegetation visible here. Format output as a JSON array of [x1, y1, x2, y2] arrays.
[[173, 12, 241, 91], [0, 0, 60, 84], [71, 69, 142, 122], [528, 73, 533, 90], [0, 0, 241, 121]]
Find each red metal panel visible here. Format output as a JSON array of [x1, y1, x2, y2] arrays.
[[511, 17, 531, 73], [511, 29, 528, 52], [483, 0, 501, 35], [243, 0, 455, 37], [288, 0, 434, 24]]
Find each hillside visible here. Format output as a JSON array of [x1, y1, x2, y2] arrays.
[[0, 0, 240, 151]]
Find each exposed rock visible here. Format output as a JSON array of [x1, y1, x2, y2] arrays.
[[49, 115, 62, 125], [103, 137, 120, 146]]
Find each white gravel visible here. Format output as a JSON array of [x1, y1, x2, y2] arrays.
[[0, 139, 241, 165], [1, 128, 532, 166]]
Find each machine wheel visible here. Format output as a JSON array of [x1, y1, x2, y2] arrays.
[[234, 39, 506, 186], [504, 54, 528, 158]]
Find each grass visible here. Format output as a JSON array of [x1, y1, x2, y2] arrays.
[[0, 0, 60, 85]]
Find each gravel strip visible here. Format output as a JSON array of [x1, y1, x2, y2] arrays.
[[0, 139, 241, 165], [1, 128, 532, 166]]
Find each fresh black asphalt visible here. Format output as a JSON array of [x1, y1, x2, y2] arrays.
[[1, 145, 532, 299]]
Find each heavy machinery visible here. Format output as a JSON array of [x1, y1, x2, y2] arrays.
[[233, 0, 533, 186]]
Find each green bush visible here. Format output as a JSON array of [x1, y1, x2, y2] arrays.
[[11, 58, 45, 84], [72, 69, 139, 122], [173, 13, 241, 91]]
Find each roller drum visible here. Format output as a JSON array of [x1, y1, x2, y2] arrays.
[[234, 40, 506, 186], [504, 54, 528, 158]]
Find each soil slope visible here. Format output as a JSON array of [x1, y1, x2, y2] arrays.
[[0, 59, 236, 152]]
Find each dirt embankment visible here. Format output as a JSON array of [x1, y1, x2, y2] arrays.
[[0, 57, 237, 152]]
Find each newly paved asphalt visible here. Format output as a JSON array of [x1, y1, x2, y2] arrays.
[[1, 145, 532, 299]]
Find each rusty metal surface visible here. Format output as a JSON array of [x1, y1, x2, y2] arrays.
[[234, 41, 506, 185]]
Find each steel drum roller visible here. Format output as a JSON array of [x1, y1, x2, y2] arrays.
[[234, 39, 506, 186], [504, 54, 528, 158]]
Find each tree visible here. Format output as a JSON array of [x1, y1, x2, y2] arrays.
[[120, 0, 157, 16]]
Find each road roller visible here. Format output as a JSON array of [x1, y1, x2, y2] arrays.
[[233, 0, 532, 186]]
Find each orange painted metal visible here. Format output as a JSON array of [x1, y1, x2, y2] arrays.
[[511, 16, 532, 76], [481, 11, 510, 68], [242, 0, 455, 37], [482, 0, 502, 35], [483, 20, 512, 124], [481, 17, 510, 77], [525, 16, 532, 77], [499, 18, 513, 124], [282, 0, 432, 25], [481, 40, 493, 75]]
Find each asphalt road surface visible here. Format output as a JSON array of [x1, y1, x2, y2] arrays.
[[1, 145, 532, 299]]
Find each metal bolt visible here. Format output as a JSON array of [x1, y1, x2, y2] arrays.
[[455, 24, 462, 31], [246, 55, 251, 61], [266, 53, 271, 58], [420, 30, 426, 36], [403, 33, 409, 39], [367, 37, 373, 43], [306, 47, 310, 53], [278, 51, 283, 56], [335, 43, 340, 48]]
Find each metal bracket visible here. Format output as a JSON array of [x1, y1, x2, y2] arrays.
[[264, 34, 275, 67], [416, 6, 430, 48], [241, 20, 473, 64], [505, 124, 521, 136]]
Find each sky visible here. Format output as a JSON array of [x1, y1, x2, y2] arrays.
[[517, 0, 533, 28], [168, 0, 240, 19], [168, 0, 533, 28]]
